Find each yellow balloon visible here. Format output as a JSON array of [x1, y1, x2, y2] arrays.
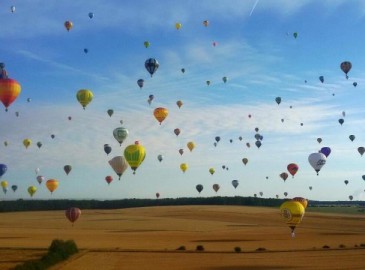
[[1, 180, 8, 188], [187, 141, 195, 152], [153, 107, 168, 125], [292, 197, 308, 209], [280, 200, 305, 236], [180, 163, 188, 173], [76, 89, 93, 109], [46, 179, 59, 194], [23, 138, 32, 149], [175, 23, 182, 30], [209, 168, 215, 175], [124, 141, 146, 174], [28, 186, 37, 197]]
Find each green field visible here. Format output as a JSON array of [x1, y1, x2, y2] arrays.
[[307, 205, 365, 215]]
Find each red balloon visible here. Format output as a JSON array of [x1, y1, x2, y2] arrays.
[[65, 207, 81, 225], [105, 175, 113, 185], [287, 163, 299, 178]]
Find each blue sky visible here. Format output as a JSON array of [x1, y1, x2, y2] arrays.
[[1, 0, 365, 201]]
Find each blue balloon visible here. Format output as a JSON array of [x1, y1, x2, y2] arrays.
[[320, 147, 331, 158], [0, 164, 7, 177], [88, 12, 94, 19]]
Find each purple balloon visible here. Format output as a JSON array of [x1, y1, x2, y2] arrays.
[[320, 147, 331, 158]]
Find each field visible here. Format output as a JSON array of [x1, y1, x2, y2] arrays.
[[0, 205, 365, 269]]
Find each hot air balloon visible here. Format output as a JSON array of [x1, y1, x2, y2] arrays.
[[287, 163, 299, 178], [280, 172, 289, 182], [196, 184, 203, 193], [181, 68, 185, 73], [308, 152, 326, 175], [222, 77, 228, 83], [51, 134, 55, 139], [179, 149, 184, 155], [292, 197, 308, 209], [23, 139, 32, 149], [215, 136, 220, 143], [212, 42, 217, 47], [242, 158, 248, 166], [37, 142, 42, 149], [340, 61, 352, 79], [113, 127, 129, 145], [255, 140, 262, 148], [275, 97, 281, 105], [349, 135, 355, 142], [176, 100, 183, 108], [206, 80, 211, 86], [157, 154, 163, 162], [68, 116, 72, 120], [28, 186, 37, 197], [104, 144, 112, 155], [4, 141, 8, 147], [293, 32, 298, 39], [1, 181, 8, 190], [107, 109, 114, 117], [232, 180, 239, 189], [238, 136, 242, 141], [213, 184, 220, 193], [35, 168, 40, 175], [203, 20, 209, 27], [76, 89, 93, 109], [180, 163, 188, 173], [153, 107, 168, 125], [64, 165, 72, 175], [174, 128, 181, 136], [145, 58, 159, 77], [88, 12, 94, 19], [108, 156, 128, 180], [155, 192, 160, 199], [124, 141, 146, 174], [317, 138, 322, 144], [338, 118, 344, 125], [0, 68, 21, 111], [11, 185, 17, 192], [209, 168, 215, 175], [84, 48, 88, 54], [280, 200, 305, 237], [358, 147, 365, 156], [344, 180, 349, 185], [319, 76, 324, 83], [46, 179, 59, 194], [105, 175, 113, 185], [137, 79, 144, 89], [320, 147, 331, 158], [187, 141, 195, 152], [36, 175, 45, 185], [0, 164, 7, 178], [10, 6, 15, 13], [175, 23, 182, 30], [65, 207, 81, 225], [309, 186, 312, 190], [64, 21, 73, 31], [353, 82, 357, 87], [144, 41, 150, 48]]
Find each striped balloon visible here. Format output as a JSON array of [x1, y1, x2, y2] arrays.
[[65, 207, 81, 225]]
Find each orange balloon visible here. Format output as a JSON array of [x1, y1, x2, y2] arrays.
[[0, 79, 21, 111], [46, 179, 59, 194], [153, 107, 168, 125]]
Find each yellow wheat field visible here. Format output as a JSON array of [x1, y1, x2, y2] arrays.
[[0, 205, 365, 269]]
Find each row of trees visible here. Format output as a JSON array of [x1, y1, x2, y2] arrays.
[[0, 196, 363, 212]]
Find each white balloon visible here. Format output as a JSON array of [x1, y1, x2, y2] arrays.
[[308, 152, 326, 175], [108, 156, 128, 180]]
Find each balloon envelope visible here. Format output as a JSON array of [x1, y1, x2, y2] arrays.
[[213, 184, 220, 193], [0, 78, 21, 111], [320, 147, 331, 158], [104, 144, 112, 155], [76, 89, 93, 109], [46, 179, 59, 194], [0, 164, 7, 178], [153, 107, 168, 125], [113, 127, 129, 145], [280, 200, 305, 236], [145, 58, 159, 77], [65, 207, 81, 224], [108, 156, 128, 179], [287, 163, 299, 177], [232, 180, 239, 189], [64, 165, 72, 175], [124, 142, 146, 174], [28, 186, 37, 197], [308, 152, 326, 175], [196, 184, 203, 193]]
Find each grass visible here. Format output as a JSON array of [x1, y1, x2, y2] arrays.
[[307, 205, 365, 215]]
